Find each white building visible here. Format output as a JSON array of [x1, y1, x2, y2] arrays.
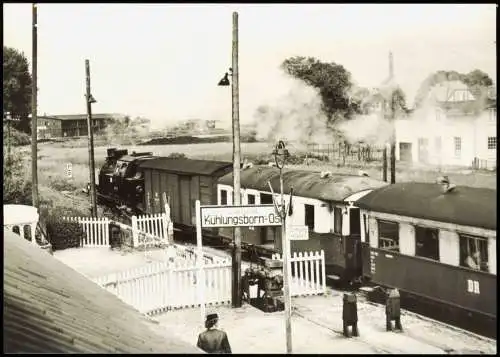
[[395, 81, 496, 169]]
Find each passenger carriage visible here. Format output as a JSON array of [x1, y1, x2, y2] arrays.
[[217, 166, 388, 283], [356, 181, 496, 337]]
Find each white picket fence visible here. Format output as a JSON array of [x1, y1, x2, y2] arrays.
[[272, 250, 326, 297], [63, 216, 110, 247], [132, 213, 170, 247], [93, 257, 232, 316]]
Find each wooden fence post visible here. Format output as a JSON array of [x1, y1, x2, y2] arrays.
[[132, 215, 139, 248]]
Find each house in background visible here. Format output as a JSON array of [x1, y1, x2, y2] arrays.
[[36, 113, 126, 139], [395, 81, 496, 169]]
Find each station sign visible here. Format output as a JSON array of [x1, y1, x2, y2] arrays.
[[65, 163, 73, 178], [200, 204, 282, 228], [287, 225, 309, 240]]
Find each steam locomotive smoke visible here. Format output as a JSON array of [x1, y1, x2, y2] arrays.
[[252, 75, 334, 145]]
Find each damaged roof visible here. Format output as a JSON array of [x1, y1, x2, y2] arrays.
[[355, 182, 496, 230], [218, 166, 388, 202], [3, 229, 202, 354], [138, 157, 232, 176]]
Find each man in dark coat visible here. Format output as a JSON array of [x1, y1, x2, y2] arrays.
[[197, 313, 232, 354]]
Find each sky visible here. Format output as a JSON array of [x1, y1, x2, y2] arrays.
[[3, 3, 496, 129]]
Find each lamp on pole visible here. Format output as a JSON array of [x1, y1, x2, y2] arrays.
[[272, 140, 293, 354], [218, 11, 242, 309]]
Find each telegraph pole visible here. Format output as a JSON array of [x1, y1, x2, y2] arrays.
[[85, 59, 98, 216], [231, 11, 243, 308], [31, 3, 39, 208], [389, 52, 396, 184]]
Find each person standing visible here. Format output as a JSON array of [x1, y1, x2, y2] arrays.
[[197, 313, 232, 354]]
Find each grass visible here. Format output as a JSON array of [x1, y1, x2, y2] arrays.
[[19, 141, 496, 218]]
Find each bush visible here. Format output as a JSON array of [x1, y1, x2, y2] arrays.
[[44, 206, 88, 251], [46, 219, 84, 251], [3, 148, 33, 205], [48, 177, 78, 192], [167, 152, 187, 159], [3, 124, 31, 146]]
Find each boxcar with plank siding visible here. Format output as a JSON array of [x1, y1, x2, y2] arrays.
[[356, 182, 496, 338], [217, 166, 388, 282], [138, 158, 233, 235]]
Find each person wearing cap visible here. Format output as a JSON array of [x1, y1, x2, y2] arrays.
[[197, 313, 232, 354]]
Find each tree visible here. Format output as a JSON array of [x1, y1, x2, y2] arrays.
[[3, 46, 33, 133], [280, 56, 356, 122], [414, 69, 493, 108], [462, 69, 493, 88]]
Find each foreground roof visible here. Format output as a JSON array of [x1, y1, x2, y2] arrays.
[[139, 157, 232, 176], [218, 166, 388, 202], [355, 182, 496, 230], [3, 229, 202, 354]]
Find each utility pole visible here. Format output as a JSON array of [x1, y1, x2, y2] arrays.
[[85, 59, 98, 216], [231, 11, 243, 308], [389, 52, 396, 184], [31, 3, 39, 209]]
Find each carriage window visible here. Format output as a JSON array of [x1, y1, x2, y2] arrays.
[[220, 190, 228, 205], [260, 193, 273, 204], [247, 194, 256, 205], [377, 220, 399, 252], [459, 234, 489, 272], [363, 214, 369, 240], [415, 226, 440, 261], [304, 204, 315, 231], [334, 207, 343, 234]]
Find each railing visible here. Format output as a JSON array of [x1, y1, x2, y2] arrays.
[[307, 143, 386, 164], [272, 250, 326, 297], [93, 258, 232, 316], [63, 216, 110, 247], [132, 213, 169, 247]]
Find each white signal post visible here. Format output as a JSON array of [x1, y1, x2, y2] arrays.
[[195, 200, 206, 326]]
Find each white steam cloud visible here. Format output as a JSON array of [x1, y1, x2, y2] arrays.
[[252, 74, 336, 145]]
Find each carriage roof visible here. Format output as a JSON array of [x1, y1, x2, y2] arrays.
[[355, 182, 497, 230], [138, 157, 233, 176], [218, 166, 388, 202]]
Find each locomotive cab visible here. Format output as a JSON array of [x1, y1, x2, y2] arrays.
[[97, 148, 154, 211]]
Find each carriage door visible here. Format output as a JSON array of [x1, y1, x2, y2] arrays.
[[179, 176, 191, 226], [347, 207, 362, 278]]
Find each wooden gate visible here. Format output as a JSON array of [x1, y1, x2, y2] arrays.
[[272, 250, 326, 296], [93, 258, 232, 316]]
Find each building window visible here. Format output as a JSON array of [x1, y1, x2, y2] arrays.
[[247, 194, 256, 205], [304, 204, 315, 231], [220, 190, 228, 205], [334, 207, 343, 234], [415, 226, 440, 261], [377, 220, 399, 252], [459, 234, 489, 272], [487, 137, 497, 150], [454, 137, 462, 157], [260, 193, 273, 205]]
